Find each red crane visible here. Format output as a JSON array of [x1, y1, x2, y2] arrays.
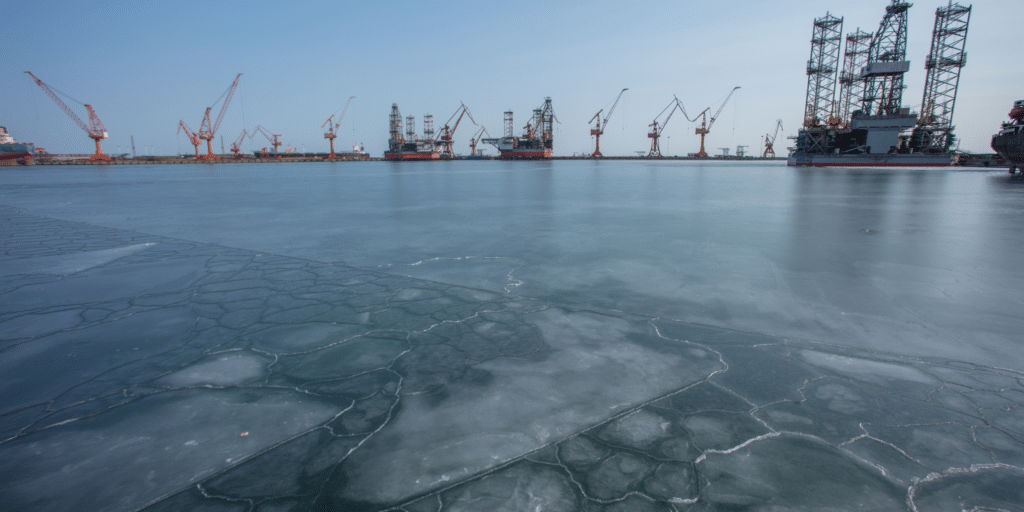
[[694, 86, 740, 158], [25, 71, 111, 162], [252, 125, 282, 158], [469, 126, 490, 156], [589, 88, 628, 158], [180, 74, 242, 161], [763, 119, 784, 158], [230, 129, 250, 158], [323, 95, 355, 160], [647, 96, 699, 158], [436, 103, 476, 159]]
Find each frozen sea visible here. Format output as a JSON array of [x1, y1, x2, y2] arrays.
[[2, 159, 1024, 511]]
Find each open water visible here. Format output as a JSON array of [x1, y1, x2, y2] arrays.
[[2, 160, 1023, 511]]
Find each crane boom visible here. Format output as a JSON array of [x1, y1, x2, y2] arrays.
[[25, 71, 111, 161], [694, 86, 741, 157], [210, 73, 242, 137], [437, 103, 477, 159], [603, 88, 628, 132], [590, 88, 628, 157]]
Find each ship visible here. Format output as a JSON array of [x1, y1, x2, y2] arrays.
[[992, 100, 1024, 174], [0, 126, 35, 162], [384, 104, 440, 161], [482, 98, 554, 159], [788, 1, 971, 168]]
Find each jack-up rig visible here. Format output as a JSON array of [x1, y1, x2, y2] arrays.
[[789, 1, 972, 167], [323, 96, 355, 160], [589, 88, 628, 157], [384, 103, 477, 160], [483, 98, 556, 159], [25, 71, 111, 162], [178, 74, 242, 161]]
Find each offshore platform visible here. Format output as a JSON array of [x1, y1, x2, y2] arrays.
[[789, 1, 972, 167], [482, 98, 555, 159]]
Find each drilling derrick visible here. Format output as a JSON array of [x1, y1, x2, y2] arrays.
[[861, 1, 912, 117], [406, 116, 416, 144], [389, 104, 404, 153], [836, 29, 873, 126], [803, 13, 844, 129], [423, 115, 434, 140], [912, 2, 971, 154]]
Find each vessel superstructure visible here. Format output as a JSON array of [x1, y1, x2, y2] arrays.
[[992, 100, 1024, 174], [482, 98, 554, 159], [0, 126, 35, 161], [788, 1, 971, 167]]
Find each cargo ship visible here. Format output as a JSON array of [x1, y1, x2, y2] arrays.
[[788, 1, 971, 168], [1, 126, 35, 162], [992, 100, 1024, 174], [384, 104, 440, 161], [482, 98, 554, 159]]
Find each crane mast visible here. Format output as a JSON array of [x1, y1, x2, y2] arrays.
[[695, 86, 741, 158], [324, 95, 355, 160], [589, 88, 628, 157], [437, 103, 476, 159], [25, 71, 111, 162]]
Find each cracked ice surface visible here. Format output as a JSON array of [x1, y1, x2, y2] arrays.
[[2, 162, 1024, 511]]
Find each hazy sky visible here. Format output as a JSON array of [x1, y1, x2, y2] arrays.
[[2, 0, 1019, 157]]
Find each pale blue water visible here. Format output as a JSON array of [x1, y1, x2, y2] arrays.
[[2, 160, 1023, 511]]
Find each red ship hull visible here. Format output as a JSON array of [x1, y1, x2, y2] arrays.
[[384, 152, 441, 161], [497, 150, 552, 159]]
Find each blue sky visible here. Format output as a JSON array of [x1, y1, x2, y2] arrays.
[[2, 0, 1019, 156]]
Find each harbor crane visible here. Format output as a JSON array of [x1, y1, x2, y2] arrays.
[[763, 119, 784, 158], [323, 95, 355, 160], [589, 88, 628, 157], [229, 129, 250, 158], [437, 102, 477, 159], [648, 96, 699, 157], [694, 86, 740, 158], [25, 71, 111, 161], [252, 125, 282, 157], [179, 74, 242, 160], [469, 126, 490, 156]]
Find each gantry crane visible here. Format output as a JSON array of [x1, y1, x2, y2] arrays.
[[229, 129, 250, 158], [648, 96, 699, 157], [179, 74, 242, 161], [763, 119, 784, 158], [323, 95, 355, 160], [469, 126, 490, 156], [252, 125, 282, 157], [437, 102, 477, 159], [694, 86, 740, 158], [589, 88, 628, 158], [25, 71, 111, 161]]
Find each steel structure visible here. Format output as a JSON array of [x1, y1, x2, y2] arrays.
[[763, 119, 784, 158], [25, 71, 111, 161], [803, 13, 844, 128], [861, 1, 912, 116], [469, 126, 490, 156], [230, 129, 249, 158], [836, 29, 873, 125], [178, 74, 242, 160], [589, 88, 628, 158], [323, 96, 355, 160], [437, 103, 476, 159], [252, 125, 282, 157], [405, 116, 416, 143], [389, 104, 404, 152], [423, 115, 434, 140], [647, 97, 697, 158], [695, 87, 741, 157], [914, 2, 971, 153]]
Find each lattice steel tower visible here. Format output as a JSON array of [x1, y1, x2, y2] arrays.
[[388, 104, 404, 152], [423, 114, 434, 140], [861, 1, 913, 116], [914, 2, 971, 153], [803, 13, 844, 128], [836, 29, 873, 125]]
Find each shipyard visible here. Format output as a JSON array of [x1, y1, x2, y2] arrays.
[[3, 1, 1024, 512]]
